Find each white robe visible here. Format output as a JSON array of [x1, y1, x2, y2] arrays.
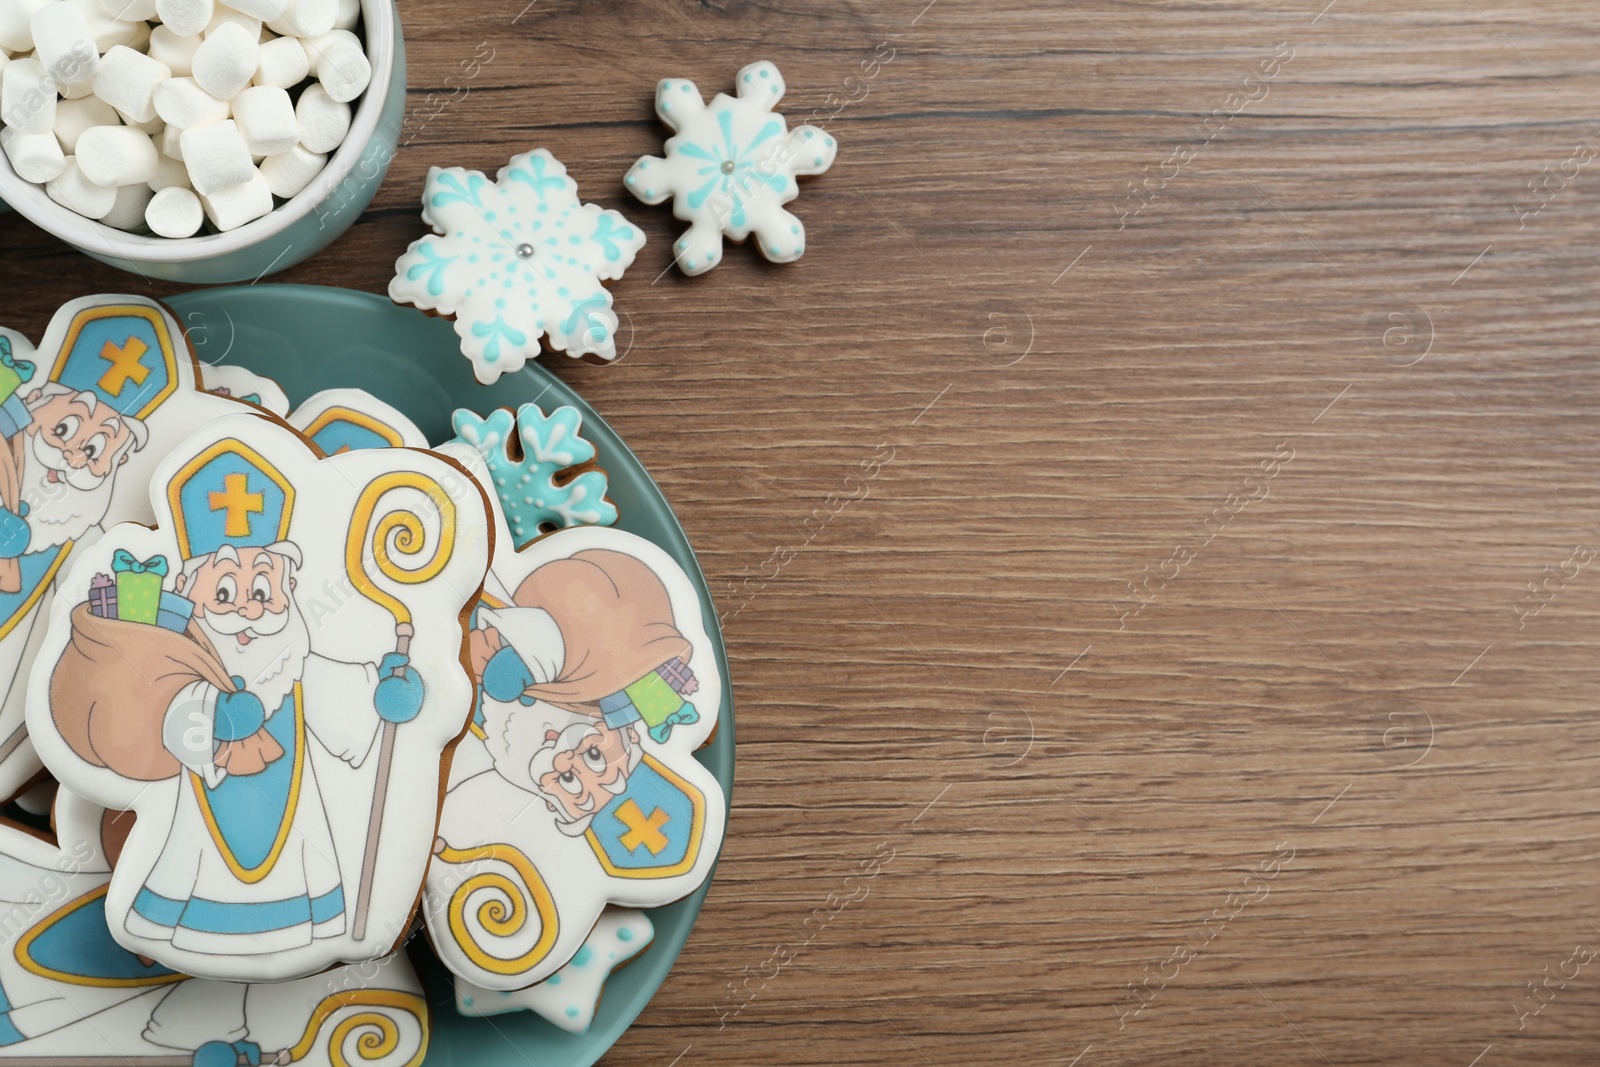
[[124, 654, 381, 957]]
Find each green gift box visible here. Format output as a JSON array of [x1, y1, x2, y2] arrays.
[[623, 671, 688, 729], [0, 338, 33, 408], [111, 550, 169, 625]]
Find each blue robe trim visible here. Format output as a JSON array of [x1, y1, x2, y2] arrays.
[[202, 693, 298, 870], [134, 886, 345, 936], [26, 890, 177, 982]]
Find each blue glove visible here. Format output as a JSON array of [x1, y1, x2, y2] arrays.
[[481, 645, 534, 704], [214, 677, 265, 742], [374, 652, 424, 724], [193, 1040, 260, 1067], [0, 502, 28, 559]]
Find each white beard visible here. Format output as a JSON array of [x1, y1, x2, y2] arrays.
[[19, 435, 115, 553], [196, 599, 311, 713]]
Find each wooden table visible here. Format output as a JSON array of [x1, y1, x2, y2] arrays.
[[5, 1, 1599, 1063]]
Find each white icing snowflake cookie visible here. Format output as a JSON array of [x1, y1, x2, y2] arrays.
[[388, 149, 647, 385], [626, 60, 838, 276]]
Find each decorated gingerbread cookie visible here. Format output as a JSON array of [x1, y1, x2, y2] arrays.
[[0, 787, 430, 1065], [420, 443, 723, 990], [0, 296, 252, 803], [626, 60, 837, 275], [25, 410, 492, 982], [387, 149, 648, 384], [455, 908, 653, 1034], [203, 364, 292, 418], [448, 404, 617, 547], [289, 389, 429, 454]]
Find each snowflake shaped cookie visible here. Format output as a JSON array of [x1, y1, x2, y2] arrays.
[[389, 149, 647, 384], [450, 403, 618, 543], [626, 60, 838, 276]]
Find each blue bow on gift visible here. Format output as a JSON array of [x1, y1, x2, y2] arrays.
[[0, 338, 33, 383], [111, 549, 169, 577], [648, 706, 700, 744]]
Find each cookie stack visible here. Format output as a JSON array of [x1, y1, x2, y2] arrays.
[[0, 294, 725, 1063]]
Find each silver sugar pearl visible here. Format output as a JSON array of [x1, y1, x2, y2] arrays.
[[515, 243, 535, 258]]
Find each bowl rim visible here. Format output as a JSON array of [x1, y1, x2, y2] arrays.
[[0, 0, 396, 267]]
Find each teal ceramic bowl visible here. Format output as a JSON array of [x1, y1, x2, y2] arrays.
[[164, 285, 733, 1067], [0, 2, 405, 283]]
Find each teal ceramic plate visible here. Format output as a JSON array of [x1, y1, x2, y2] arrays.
[[164, 285, 733, 1067]]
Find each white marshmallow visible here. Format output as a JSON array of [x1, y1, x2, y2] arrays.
[[145, 144, 188, 188], [59, 78, 94, 99], [156, 0, 211, 37], [152, 74, 225, 128], [75, 122, 157, 184], [91, 44, 169, 123], [292, 78, 345, 151], [146, 182, 201, 235], [300, 26, 350, 75], [52, 92, 115, 149], [67, 0, 145, 51], [251, 32, 303, 87], [190, 19, 255, 98], [99, 178, 151, 228], [202, 5, 257, 37], [30, 1, 98, 87], [114, 107, 163, 134], [259, 140, 317, 196], [310, 29, 364, 101], [230, 82, 294, 154], [200, 165, 268, 229], [179, 115, 251, 193], [224, 0, 285, 20], [1, 56, 56, 133], [147, 25, 198, 76], [158, 119, 184, 158], [265, 0, 331, 38], [1, 124, 64, 181], [0, 0, 48, 53], [331, 0, 355, 31], [45, 154, 115, 216], [94, 0, 157, 19]]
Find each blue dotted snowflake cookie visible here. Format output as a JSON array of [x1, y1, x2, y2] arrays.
[[449, 404, 619, 542], [389, 149, 647, 384], [626, 60, 837, 276]]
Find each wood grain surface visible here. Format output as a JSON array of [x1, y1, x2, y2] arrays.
[[5, 1, 1600, 1064]]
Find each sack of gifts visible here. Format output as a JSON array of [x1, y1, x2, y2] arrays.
[[108, 551, 193, 633], [0, 338, 35, 439]]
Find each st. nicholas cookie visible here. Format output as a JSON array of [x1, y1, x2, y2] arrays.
[[288, 389, 429, 454], [0, 787, 431, 1065], [626, 60, 837, 275], [421, 442, 723, 990], [25, 410, 492, 981], [0, 296, 252, 803]]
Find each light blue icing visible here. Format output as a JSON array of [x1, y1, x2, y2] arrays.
[[449, 404, 619, 541]]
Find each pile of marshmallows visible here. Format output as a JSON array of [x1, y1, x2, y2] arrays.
[[0, 0, 368, 238]]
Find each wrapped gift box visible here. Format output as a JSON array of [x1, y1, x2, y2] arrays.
[[156, 592, 193, 634], [0, 340, 34, 439], [114, 567, 163, 625], [88, 574, 116, 619]]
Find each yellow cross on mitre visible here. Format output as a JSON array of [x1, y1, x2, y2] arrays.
[[97, 337, 150, 395], [208, 472, 265, 538]]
